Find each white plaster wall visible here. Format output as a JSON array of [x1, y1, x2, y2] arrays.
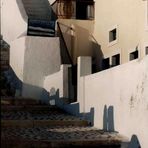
[[9, 36, 61, 100], [44, 67, 63, 98], [1, 0, 28, 43], [43, 64, 71, 105], [10, 37, 26, 81], [44, 65, 64, 98], [77, 56, 148, 148], [48, 0, 56, 5], [22, 36, 61, 100]]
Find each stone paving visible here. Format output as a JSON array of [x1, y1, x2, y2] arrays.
[[1, 98, 129, 147], [1, 126, 126, 142], [1, 126, 129, 148], [1, 110, 84, 121]]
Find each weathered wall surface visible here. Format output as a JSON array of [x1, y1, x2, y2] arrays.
[[22, 36, 61, 100], [58, 19, 94, 64], [43, 65, 70, 101], [77, 56, 148, 148], [94, 0, 148, 63], [10, 36, 61, 100], [44, 65, 68, 98], [10, 38, 26, 81], [1, 0, 28, 43]]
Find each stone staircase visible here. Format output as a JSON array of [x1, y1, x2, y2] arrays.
[[22, 0, 51, 20], [22, 0, 57, 36], [1, 97, 129, 148]]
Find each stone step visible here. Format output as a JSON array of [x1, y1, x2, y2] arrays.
[[1, 107, 89, 127], [1, 120, 88, 128], [28, 31, 55, 37], [1, 97, 42, 106], [1, 126, 129, 148], [22, 0, 51, 20], [1, 105, 53, 112]]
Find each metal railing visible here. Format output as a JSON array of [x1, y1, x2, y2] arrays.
[[51, 0, 94, 19]]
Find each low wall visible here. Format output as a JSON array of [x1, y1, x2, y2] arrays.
[[77, 56, 148, 148], [43, 64, 71, 105]]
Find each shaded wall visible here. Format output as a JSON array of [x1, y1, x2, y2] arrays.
[[58, 19, 94, 64], [1, 0, 28, 43]]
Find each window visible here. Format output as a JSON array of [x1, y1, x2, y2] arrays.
[[109, 28, 117, 42], [146, 46, 148, 55], [102, 58, 110, 70], [76, 0, 94, 20], [112, 54, 120, 67], [130, 50, 138, 61]]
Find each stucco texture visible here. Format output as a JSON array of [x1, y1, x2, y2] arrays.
[[77, 56, 148, 148]]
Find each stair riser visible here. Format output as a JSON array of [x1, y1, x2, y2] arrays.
[[1, 120, 89, 128], [1, 98, 40, 105], [1, 139, 122, 148], [1, 106, 51, 112]]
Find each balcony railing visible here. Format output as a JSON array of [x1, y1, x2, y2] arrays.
[[52, 0, 94, 20]]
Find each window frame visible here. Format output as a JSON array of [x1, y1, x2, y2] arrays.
[[108, 25, 118, 46]]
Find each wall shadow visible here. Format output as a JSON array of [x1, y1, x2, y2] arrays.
[[128, 135, 141, 148], [103, 105, 115, 132], [2, 66, 52, 104], [16, 0, 28, 22], [47, 87, 95, 126], [2, 67, 22, 97], [91, 40, 104, 73], [58, 22, 108, 73]]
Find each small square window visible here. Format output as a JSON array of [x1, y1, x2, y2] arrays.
[[130, 50, 138, 61], [109, 28, 117, 42], [102, 58, 110, 70], [112, 54, 120, 67], [146, 46, 148, 55]]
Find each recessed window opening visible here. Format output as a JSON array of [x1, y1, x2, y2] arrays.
[[109, 28, 117, 42], [146, 46, 148, 55], [112, 54, 120, 67], [102, 58, 110, 70], [130, 50, 138, 61], [76, 0, 94, 20]]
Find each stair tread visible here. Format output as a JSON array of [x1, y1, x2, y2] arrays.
[[1, 98, 129, 147], [22, 0, 51, 20], [1, 126, 129, 146], [1, 109, 85, 121]]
